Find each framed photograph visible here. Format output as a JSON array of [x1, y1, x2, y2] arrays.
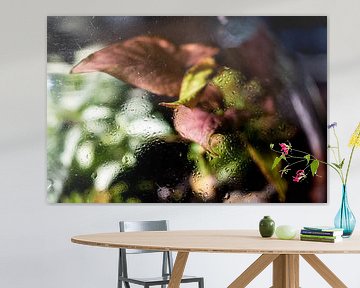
[[47, 16, 327, 203]]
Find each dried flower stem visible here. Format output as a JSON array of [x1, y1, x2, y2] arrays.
[[332, 127, 345, 184], [345, 128, 360, 185]]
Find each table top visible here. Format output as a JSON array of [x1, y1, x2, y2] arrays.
[[71, 230, 360, 254]]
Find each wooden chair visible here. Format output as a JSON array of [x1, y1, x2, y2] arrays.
[[118, 220, 204, 288]]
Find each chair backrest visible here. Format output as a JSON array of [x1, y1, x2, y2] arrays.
[[119, 220, 168, 254], [118, 220, 173, 280], [120, 220, 168, 232]]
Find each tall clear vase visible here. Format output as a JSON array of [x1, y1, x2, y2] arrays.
[[334, 185, 356, 237]]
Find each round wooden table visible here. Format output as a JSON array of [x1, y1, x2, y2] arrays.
[[72, 230, 360, 288]]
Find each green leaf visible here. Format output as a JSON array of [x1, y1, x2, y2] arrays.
[[211, 67, 248, 109], [160, 58, 216, 108], [332, 162, 342, 169], [304, 154, 310, 164], [339, 158, 345, 169], [280, 154, 286, 161], [272, 156, 282, 170], [310, 160, 320, 176], [332, 159, 345, 169], [179, 58, 216, 100], [270, 143, 274, 149], [247, 144, 287, 202], [332, 162, 340, 169]]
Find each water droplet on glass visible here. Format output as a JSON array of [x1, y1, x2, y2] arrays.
[[157, 186, 172, 200], [47, 179, 54, 191]]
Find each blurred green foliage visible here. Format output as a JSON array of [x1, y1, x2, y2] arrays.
[[47, 69, 174, 203]]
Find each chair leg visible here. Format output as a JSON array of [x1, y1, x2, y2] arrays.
[[199, 278, 204, 288], [118, 280, 130, 288], [118, 250, 122, 288]]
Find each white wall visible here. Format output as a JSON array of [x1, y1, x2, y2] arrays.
[[1, 1, 360, 287]]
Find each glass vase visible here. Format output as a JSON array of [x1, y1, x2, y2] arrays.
[[334, 185, 356, 237]]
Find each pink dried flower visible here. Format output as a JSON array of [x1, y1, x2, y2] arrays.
[[292, 169, 306, 183], [279, 143, 289, 155]]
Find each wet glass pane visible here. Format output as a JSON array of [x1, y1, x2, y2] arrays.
[[47, 16, 327, 203]]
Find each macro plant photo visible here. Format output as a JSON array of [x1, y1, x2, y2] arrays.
[[47, 16, 327, 203]]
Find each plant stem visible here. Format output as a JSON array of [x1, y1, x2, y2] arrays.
[[333, 127, 342, 164], [318, 160, 344, 183], [345, 129, 360, 185], [345, 145, 356, 185], [330, 147, 339, 164], [332, 127, 346, 182], [285, 159, 307, 169], [290, 148, 309, 155]]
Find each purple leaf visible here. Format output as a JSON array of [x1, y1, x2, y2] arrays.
[[71, 36, 219, 97], [179, 43, 219, 67], [173, 105, 222, 149]]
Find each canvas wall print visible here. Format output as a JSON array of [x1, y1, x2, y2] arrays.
[[47, 16, 327, 203]]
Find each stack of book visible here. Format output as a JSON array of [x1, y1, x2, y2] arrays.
[[300, 226, 344, 243]]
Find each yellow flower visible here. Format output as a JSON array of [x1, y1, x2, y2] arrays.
[[349, 122, 360, 147]]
